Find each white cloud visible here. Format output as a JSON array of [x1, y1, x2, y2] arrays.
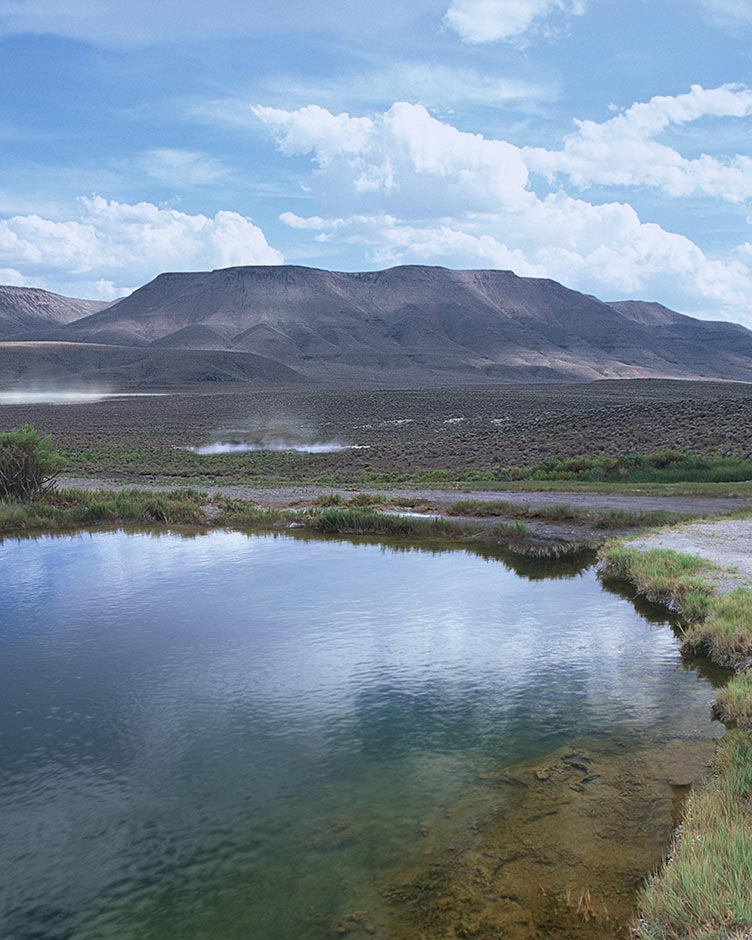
[[444, 0, 585, 43], [0, 195, 282, 297], [524, 83, 752, 202], [252, 105, 375, 165], [254, 101, 532, 216], [0, 266, 31, 286], [260, 99, 752, 323]]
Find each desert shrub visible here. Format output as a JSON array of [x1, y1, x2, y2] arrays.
[[528, 451, 752, 484], [0, 425, 66, 500]]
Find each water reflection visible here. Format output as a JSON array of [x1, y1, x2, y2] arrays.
[[0, 530, 722, 940]]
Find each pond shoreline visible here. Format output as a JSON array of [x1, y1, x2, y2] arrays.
[[5, 481, 751, 553], [597, 522, 752, 939]]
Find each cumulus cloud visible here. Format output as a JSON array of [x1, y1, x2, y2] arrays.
[[524, 83, 752, 202], [0, 267, 32, 286], [257, 98, 752, 322], [444, 0, 585, 43], [254, 101, 532, 217], [0, 195, 282, 297]]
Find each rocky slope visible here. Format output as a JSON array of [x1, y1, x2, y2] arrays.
[[0, 286, 109, 340]]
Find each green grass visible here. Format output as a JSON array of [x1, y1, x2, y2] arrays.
[[0, 490, 539, 553], [600, 545, 752, 667], [600, 539, 752, 938], [526, 451, 752, 485], [683, 589, 752, 670], [0, 488, 208, 534], [635, 730, 752, 940], [713, 672, 752, 732], [313, 492, 391, 508], [478, 480, 752, 498], [491, 520, 529, 536], [212, 499, 292, 528], [308, 507, 468, 539], [598, 545, 717, 623], [446, 499, 691, 529]]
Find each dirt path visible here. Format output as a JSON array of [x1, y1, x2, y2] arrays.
[[625, 518, 752, 592], [59, 476, 751, 517]]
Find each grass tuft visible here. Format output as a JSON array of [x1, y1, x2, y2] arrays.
[[213, 499, 291, 527], [309, 507, 466, 539], [0, 488, 208, 533], [684, 590, 752, 668], [635, 730, 752, 940], [598, 546, 716, 622], [446, 499, 689, 529], [712, 672, 752, 731], [600, 539, 752, 939]]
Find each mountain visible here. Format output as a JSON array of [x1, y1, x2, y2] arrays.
[[3, 265, 752, 388], [0, 286, 109, 340]]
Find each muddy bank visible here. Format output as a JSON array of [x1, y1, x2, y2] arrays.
[[377, 735, 718, 940]]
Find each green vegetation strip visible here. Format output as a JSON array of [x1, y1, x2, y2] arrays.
[[447, 498, 691, 529], [0, 488, 211, 532], [636, 730, 752, 940], [0, 489, 536, 548], [599, 542, 752, 939], [599, 546, 752, 667]]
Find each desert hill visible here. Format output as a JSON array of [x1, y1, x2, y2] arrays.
[[2, 265, 752, 388], [0, 286, 109, 341]]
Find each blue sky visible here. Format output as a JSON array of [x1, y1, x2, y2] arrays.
[[1, 0, 752, 325]]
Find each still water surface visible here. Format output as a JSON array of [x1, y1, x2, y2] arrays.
[[0, 529, 720, 940]]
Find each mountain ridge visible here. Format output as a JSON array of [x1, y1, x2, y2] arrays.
[[2, 265, 751, 388]]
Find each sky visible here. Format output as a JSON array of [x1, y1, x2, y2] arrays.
[[1, 0, 752, 326]]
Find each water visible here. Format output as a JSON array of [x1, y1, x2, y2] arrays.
[[0, 530, 721, 940]]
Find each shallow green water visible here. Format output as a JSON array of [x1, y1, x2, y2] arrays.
[[0, 529, 721, 940]]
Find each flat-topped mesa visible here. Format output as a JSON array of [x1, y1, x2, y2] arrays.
[[4, 265, 752, 387]]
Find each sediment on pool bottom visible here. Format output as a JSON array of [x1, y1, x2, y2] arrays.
[[374, 734, 717, 940]]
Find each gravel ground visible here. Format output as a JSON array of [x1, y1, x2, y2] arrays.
[[626, 519, 752, 592]]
